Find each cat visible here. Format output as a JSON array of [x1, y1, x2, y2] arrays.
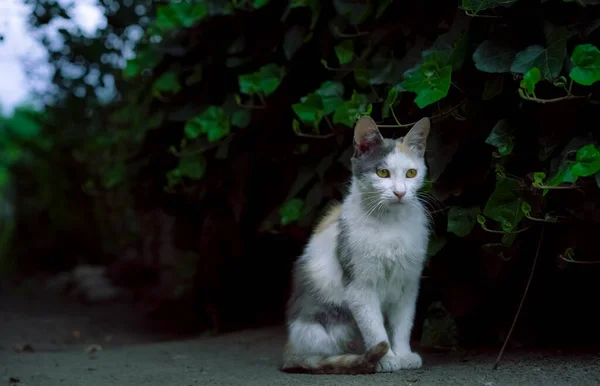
[[281, 115, 431, 374]]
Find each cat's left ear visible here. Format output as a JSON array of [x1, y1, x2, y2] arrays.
[[353, 116, 383, 157], [402, 117, 430, 157]]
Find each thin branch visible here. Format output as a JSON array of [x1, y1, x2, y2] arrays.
[[480, 223, 531, 234], [524, 213, 561, 223], [558, 254, 600, 265], [332, 25, 369, 38], [378, 99, 468, 128], [493, 226, 545, 370], [518, 88, 589, 104]]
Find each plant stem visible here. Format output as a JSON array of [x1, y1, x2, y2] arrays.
[[493, 226, 545, 370], [480, 223, 530, 234]]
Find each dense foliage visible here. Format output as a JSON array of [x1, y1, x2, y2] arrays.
[[2, 0, 600, 340]]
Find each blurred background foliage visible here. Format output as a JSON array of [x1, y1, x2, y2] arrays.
[[2, 0, 600, 347]]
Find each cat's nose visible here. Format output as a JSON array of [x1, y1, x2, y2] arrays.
[[393, 191, 405, 200]]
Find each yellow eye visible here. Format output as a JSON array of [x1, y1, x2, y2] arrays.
[[406, 169, 417, 178], [376, 168, 390, 178]]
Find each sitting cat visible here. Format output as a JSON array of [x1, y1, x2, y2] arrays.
[[281, 115, 431, 374]]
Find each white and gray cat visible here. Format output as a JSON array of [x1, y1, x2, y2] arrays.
[[281, 115, 431, 374]]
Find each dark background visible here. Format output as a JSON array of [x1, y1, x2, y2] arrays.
[[2, 0, 600, 355]]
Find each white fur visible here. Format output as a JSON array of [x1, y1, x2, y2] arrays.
[[287, 140, 430, 372]]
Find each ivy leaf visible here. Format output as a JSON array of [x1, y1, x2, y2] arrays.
[[354, 67, 370, 88], [293, 92, 325, 127], [520, 67, 541, 95], [178, 154, 206, 179], [472, 40, 516, 73], [427, 235, 447, 257], [156, 3, 207, 31], [332, 91, 370, 127], [315, 81, 345, 115], [103, 163, 126, 189], [533, 172, 546, 187], [447, 206, 480, 237], [239, 64, 284, 96], [231, 109, 251, 129], [333, 0, 373, 25], [401, 54, 452, 108], [376, 0, 393, 18], [483, 178, 524, 233], [571, 144, 600, 178], [482, 75, 505, 100], [335, 40, 354, 65], [486, 120, 515, 157], [184, 106, 230, 142], [283, 25, 307, 60], [279, 198, 305, 225], [510, 26, 571, 81], [253, 0, 271, 9], [153, 71, 181, 95], [569, 44, 600, 86], [461, 0, 521, 13]]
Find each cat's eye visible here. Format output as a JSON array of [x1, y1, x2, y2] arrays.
[[406, 169, 417, 178], [376, 168, 390, 178]]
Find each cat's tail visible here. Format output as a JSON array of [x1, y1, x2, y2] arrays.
[[280, 341, 389, 375]]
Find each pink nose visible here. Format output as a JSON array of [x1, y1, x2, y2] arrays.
[[393, 191, 405, 200]]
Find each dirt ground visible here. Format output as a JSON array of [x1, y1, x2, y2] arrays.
[[1, 290, 600, 386]]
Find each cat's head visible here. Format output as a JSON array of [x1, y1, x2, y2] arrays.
[[350, 115, 430, 205]]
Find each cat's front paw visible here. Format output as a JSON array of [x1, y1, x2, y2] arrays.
[[395, 351, 422, 369], [375, 352, 402, 373]]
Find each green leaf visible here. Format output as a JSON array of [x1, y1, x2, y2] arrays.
[[427, 235, 447, 257], [482, 75, 505, 100], [472, 40, 517, 73], [103, 163, 126, 189], [569, 43, 600, 86], [477, 214, 486, 225], [447, 206, 480, 237], [333, 0, 373, 25], [239, 64, 284, 96], [253, 0, 271, 9], [153, 71, 181, 94], [376, 0, 393, 18], [483, 178, 524, 232], [332, 91, 370, 127], [461, 0, 521, 13], [231, 109, 252, 129], [283, 25, 307, 60], [520, 67, 541, 95], [510, 26, 571, 81], [184, 106, 230, 142], [354, 67, 370, 88], [293, 92, 325, 127], [401, 55, 452, 108], [335, 40, 354, 65], [521, 201, 532, 215], [279, 198, 305, 225], [0, 166, 10, 187], [315, 81, 345, 115], [533, 172, 546, 186], [571, 144, 600, 177], [185, 65, 203, 86], [178, 155, 206, 180], [386, 87, 399, 106], [156, 3, 207, 31]]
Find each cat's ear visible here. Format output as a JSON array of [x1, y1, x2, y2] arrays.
[[353, 116, 383, 156], [402, 117, 430, 157]]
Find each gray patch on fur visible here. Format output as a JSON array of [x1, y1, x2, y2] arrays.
[[351, 138, 396, 180]]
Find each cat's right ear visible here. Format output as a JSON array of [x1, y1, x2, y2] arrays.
[[353, 116, 383, 157]]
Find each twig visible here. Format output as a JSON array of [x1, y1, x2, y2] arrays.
[[558, 254, 600, 265], [518, 89, 589, 104], [480, 223, 530, 234], [492, 226, 545, 370], [378, 99, 468, 128], [333, 26, 369, 38]]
